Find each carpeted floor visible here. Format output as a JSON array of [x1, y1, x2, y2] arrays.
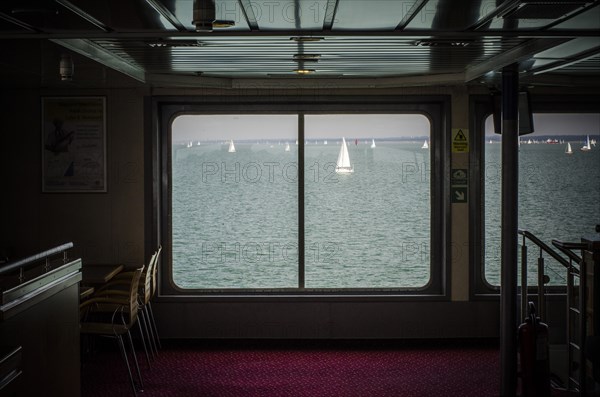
[[81, 339, 500, 397]]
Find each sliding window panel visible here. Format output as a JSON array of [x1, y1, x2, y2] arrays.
[[171, 114, 298, 289], [304, 114, 431, 289]]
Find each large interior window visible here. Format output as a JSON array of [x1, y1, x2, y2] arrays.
[[483, 112, 600, 287], [157, 97, 448, 295], [303, 115, 431, 288], [171, 115, 298, 289]]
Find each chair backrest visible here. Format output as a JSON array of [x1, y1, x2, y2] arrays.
[[140, 250, 158, 304], [150, 246, 162, 298], [125, 267, 144, 326]]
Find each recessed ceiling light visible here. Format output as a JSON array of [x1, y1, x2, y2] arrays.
[[293, 69, 316, 75], [212, 20, 235, 28]]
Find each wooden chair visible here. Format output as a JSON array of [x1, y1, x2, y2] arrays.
[[79, 267, 144, 396]]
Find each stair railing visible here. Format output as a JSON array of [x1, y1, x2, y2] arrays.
[[552, 239, 587, 394], [518, 229, 572, 322], [518, 230, 590, 393]]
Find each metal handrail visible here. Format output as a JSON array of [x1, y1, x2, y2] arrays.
[[518, 229, 572, 270], [0, 242, 73, 276], [551, 240, 584, 265], [517, 229, 580, 323]]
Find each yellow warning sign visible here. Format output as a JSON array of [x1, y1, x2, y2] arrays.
[[452, 128, 469, 153]]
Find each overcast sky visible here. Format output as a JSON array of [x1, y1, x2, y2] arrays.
[[172, 114, 430, 142], [172, 112, 599, 142], [485, 113, 600, 136]]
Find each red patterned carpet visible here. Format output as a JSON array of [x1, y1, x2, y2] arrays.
[[82, 339, 500, 397]]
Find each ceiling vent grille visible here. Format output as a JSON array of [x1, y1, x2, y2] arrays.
[[414, 39, 473, 47]]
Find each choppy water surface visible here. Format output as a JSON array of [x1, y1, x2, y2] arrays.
[[172, 139, 599, 290], [485, 141, 600, 286], [173, 141, 430, 289]]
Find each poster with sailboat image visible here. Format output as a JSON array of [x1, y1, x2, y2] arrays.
[[41, 97, 106, 192]]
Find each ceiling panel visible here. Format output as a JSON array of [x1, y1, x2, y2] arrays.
[[0, 0, 105, 32], [484, 1, 597, 30], [555, 54, 600, 75], [0, 0, 598, 86], [0, 16, 33, 32], [157, 0, 251, 31], [551, 4, 600, 29], [250, 0, 329, 30], [66, 0, 178, 31], [332, 0, 416, 30], [89, 35, 529, 78], [404, 0, 491, 30]]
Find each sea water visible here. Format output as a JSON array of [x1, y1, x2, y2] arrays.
[[173, 141, 429, 290], [172, 140, 599, 290], [485, 141, 600, 286]]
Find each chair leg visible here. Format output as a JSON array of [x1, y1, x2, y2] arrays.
[[147, 301, 162, 349], [142, 306, 158, 357], [136, 316, 152, 367], [116, 334, 138, 397], [126, 330, 144, 392]]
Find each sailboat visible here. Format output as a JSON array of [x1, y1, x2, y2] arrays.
[[565, 142, 573, 155], [421, 140, 429, 149], [335, 137, 354, 174], [581, 135, 592, 151], [228, 140, 236, 153], [371, 139, 376, 148], [285, 143, 290, 152]]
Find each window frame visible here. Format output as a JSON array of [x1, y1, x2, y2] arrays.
[[148, 95, 451, 298], [469, 94, 600, 299]]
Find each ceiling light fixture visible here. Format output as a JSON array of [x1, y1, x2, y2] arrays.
[[212, 20, 235, 28], [192, 0, 214, 31], [293, 69, 315, 75], [192, 0, 235, 32], [59, 54, 74, 81]]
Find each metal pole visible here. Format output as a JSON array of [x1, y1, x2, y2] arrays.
[[520, 237, 527, 323], [500, 63, 519, 397], [298, 114, 305, 289], [537, 254, 546, 321]]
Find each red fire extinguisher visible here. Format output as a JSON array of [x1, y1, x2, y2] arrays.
[[519, 302, 551, 397]]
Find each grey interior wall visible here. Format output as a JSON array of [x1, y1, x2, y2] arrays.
[[0, 87, 146, 269]]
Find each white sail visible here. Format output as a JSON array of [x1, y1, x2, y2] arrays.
[[421, 140, 429, 149], [565, 142, 573, 154], [285, 143, 290, 152], [371, 139, 376, 148], [228, 140, 236, 153], [581, 135, 591, 151], [335, 137, 354, 173]]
